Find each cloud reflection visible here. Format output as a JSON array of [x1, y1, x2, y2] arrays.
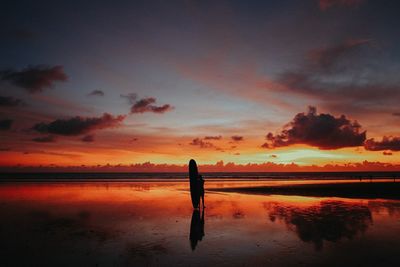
[[267, 201, 372, 250]]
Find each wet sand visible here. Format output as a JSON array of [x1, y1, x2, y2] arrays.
[[1, 180, 400, 266], [210, 181, 400, 199]]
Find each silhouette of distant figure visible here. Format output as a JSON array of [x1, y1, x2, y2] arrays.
[[189, 208, 205, 250], [198, 175, 205, 208]]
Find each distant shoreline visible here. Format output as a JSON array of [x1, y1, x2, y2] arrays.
[[0, 171, 399, 179], [210, 181, 400, 200], [0, 171, 399, 183]]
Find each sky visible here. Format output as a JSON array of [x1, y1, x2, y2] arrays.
[[1, 0, 400, 171]]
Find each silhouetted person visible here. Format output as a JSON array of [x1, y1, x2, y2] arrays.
[[198, 175, 205, 208], [189, 208, 205, 250]]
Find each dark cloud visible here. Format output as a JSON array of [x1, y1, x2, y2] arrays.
[[0, 65, 67, 93], [279, 71, 400, 107], [393, 113, 400, 117], [189, 138, 222, 150], [318, 0, 365, 11], [364, 136, 400, 151], [204, 135, 222, 140], [81, 134, 95, 142], [33, 113, 126, 136], [189, 138, 214, 149], [277, 39, 370, 94], [120, 93, 137, 104], [383, 151, 393, 156], [131, 97, 173, 114], [32, 135, 56, 143], [0, 119, 13, 130], [87, 90, 104, 97], [274, 39, 400, 116], [21, 150, 80, 158], [0, 96, 24, 107], [261, 143, 270, 149], [263, 106, 366, 150], [308, 39, 371, 71], [231, 135, 244, 142], [121, 94, 173, 114], [278, 39, 371, 87]]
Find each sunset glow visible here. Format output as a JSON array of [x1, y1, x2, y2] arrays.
[[1, 0, 400, 171]]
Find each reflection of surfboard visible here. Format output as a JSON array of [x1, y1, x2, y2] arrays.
[[189, 209, 204, 250], [189, 159, 200, 208]]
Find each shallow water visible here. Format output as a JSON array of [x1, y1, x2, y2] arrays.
[[1, 181, 400, 266]]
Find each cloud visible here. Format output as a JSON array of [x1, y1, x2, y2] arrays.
[[308, 39, 371, 71], [120, 93, 137, 104], [278, 39, 371, 87], [393, 113, 400, 117], [33, 113, 126, 136], [121, 94, 173, 114], [278, 70, 400, 112], [21, 150, 80, 158], [204, 135, 222, 140], [263, 106, 366, 149], [318, 0, 365, 11], [0, 96, 24, 107], [0, 119, 13, 130], [383, 151, 393, 156], [0, 65, 67, 93], [261, 143, 270, 149], [9, 160, 400, 172], [280, 38, 370, 77], [189, 138, 222, 150], [131, 97, 173, 114], [231, 135, 244, 142], [81, 134, 95, 142], [189, 138, 214, 149], [32, 135, 56, 143], [364, 136, 400, 151], [273, 38, 400, 117], [87, 90, 104, 97]]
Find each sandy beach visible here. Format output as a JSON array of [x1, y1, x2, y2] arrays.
[[1, 179, 400, 266], [210, 181, 400, 199]]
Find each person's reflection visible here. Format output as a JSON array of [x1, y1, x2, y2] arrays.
[[189, 208, 205, 250]]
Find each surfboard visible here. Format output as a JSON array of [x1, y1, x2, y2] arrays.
[[189, 159, 200, 208]]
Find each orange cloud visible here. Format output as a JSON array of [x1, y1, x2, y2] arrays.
[[3, 160, 400, 172]]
